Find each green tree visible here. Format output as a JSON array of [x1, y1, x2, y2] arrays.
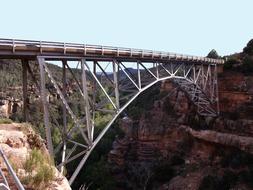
[[243, 39, 253, 55], [223, 58, 239, 70], [242, 55, 253, 73], [207, 49, 219, 59]]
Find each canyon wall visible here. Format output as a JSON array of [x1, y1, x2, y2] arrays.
[[108, 70, 253, 190]]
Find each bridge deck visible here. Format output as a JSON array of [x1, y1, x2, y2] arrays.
[[0, 38, 224, 64]]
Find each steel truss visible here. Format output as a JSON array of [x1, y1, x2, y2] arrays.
[[35, 55, 219, 185]]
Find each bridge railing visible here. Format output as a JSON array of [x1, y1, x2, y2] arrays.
[[0, 148, 25, 190], [0, 38, 224, 64]]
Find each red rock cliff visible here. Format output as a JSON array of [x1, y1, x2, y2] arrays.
[[108, 70, 253, 190]]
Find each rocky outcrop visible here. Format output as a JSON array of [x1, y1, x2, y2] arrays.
[[182, 125, 253, 154], [0, 123, 71, 190], [0, 99, 21, 118]]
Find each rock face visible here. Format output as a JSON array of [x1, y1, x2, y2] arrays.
[[0, 99, 21, 118], [0, 123, 71, 190], [108, 70, 253, 190]]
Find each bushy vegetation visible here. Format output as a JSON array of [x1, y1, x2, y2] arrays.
[[241, 55, 253, 73], [0, 60, 22, 90], [243, 39, 253, 55], [207, 49, 220, 59], [0, 118, 12, 124], [22, 148, 55, 190], [206, 148, 253, 189], [223, 39, 253, 74], [223, 57, 239, 70]]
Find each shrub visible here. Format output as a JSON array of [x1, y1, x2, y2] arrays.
[[32, 164, 54, 187], [241, 55, 253, 73], [207, 49, 220, 59], [0, 118, 12, 124], [223, 58, 239, 70], [23, 149, 44, 173], [243, 39, 253, 55], [22, 148, 55, 189]]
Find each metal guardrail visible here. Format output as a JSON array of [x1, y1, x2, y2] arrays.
[[0, 148, 25, 190], [0, 38, 224, 64]]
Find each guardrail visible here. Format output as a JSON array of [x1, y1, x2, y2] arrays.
[[0, 38, 224, 64], [0, 148, 25, 190]]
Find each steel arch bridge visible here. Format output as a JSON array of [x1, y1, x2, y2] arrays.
[[0, 38, 224, 185]]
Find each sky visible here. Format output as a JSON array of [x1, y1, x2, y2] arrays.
[[0, 0, 252, 57]]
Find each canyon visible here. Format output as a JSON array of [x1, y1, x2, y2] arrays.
[[108, 70, 253, 190]]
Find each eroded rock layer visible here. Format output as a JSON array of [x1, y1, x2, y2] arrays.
[[108, 70, 253, 190]]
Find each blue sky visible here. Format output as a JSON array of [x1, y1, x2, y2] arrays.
[[0, 0, 252, 57]]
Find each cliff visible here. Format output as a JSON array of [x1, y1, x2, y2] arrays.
[[108, 70, 253, 190], [0, 122, 71, 190]]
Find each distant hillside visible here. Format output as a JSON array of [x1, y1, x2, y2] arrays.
[[223, 39, 253, 73]]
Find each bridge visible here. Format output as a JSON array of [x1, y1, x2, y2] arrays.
[[0, 38, 224, 186]]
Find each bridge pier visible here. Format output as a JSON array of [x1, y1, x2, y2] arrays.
[[37, 57, 54, 157], [21, 59, 28, 122], [61, 60, 67, 174]]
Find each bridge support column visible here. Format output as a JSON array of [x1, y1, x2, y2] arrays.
[[37, 57, 54, 157], [81, 59, 92, 141], [60, 60, 67, 174], [113, 60, 120, 109], [21, 59, 28, 122], [137, 62, 141, 88], [214, 64, 220, 115]]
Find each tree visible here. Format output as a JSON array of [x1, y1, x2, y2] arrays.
[[223, 58, 239, 70], [207, 49, 220, 59], [242, 55, 253, 73], [243, 39, 253, 55]]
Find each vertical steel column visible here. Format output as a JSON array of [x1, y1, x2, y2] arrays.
[[201, 64, 205, 89], [170, 62, 174, 75], [22, 59, 28, 122], [137, 62, 141, 88], [209, 65, 213, 101], [38, 57, 54, 157], [113, 60, 120, 109], [193, 65, 196, 83], [91, 61, 97, 141], [214, 64, 220, 115], [61, 60, 67, 174], [81, 59, 92, 141], [156, 62, 159, 78]]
